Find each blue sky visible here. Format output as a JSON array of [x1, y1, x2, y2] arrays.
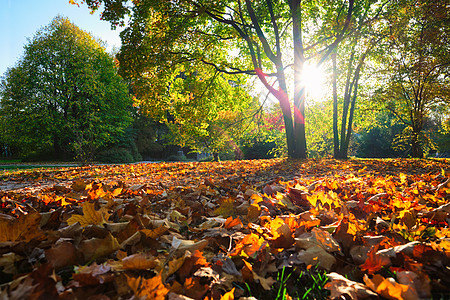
[[0, 0, 122, 76]]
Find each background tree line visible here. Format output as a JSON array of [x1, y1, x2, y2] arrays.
[[1, 0, 449, 163]]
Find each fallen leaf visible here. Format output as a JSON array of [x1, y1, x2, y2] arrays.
[[220, 287, 235, 300], [0, 211, 44, 242], [242, 260, 276, 291], [360, 246, 391, 274], [78, 232, 120, 262], [325, 272, 378, 299], [171, 237, 208, 253], [67, 201, 110, 227], [364, 274, 419, 300], [45, 240, 78, 269], [127, 272, 169, 300]]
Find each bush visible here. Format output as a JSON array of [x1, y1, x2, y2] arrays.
[[96, 147, 135, 163], [166, 154, 188, 162], [242, 141, 277, 159]]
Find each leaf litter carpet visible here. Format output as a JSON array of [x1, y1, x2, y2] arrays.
[[0, 158, 449, 299]]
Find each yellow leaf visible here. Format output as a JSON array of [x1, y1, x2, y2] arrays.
[[67, 202, 109, 227], [220, 287, 235, 300]]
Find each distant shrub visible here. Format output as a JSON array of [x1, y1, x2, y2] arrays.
[[242, 141, 277, 159], [96, 147, 135, 163], [166, 154, 188, 162]]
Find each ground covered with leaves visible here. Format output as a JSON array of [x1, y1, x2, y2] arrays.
[[0, 158, 449, 299]]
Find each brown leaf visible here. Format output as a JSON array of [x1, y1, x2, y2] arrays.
[[141, 223, 169, 239], [171, 237, 208, 253], [297, 246, 336, 271], [45, 240, 78, 269], [109, 253, 160, 271], [78, 232, 120, 262], [224, 216, 243, 229], [0, 211, 45, 242], [0, 252, 24, 274], [7, 276, 38, 300], [242, 260, 275, 291], [360, 246, 391, 274], [73, 263, 112, 286], [325, 272, 378, 299]]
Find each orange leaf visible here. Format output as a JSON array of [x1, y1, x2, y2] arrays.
[[360, 246, 391, 274], [121, 253, 160, 270], [127, 272, 169, 300], [224, 216, 242, 229], [230, 233, 265, 257], [364, 274, 419, 300]]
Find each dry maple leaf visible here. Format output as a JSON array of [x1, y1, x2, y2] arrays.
[[230, 233, 265, 257], [78, 232, 120, 262], [127, 272, 169, 300], [325, 272, 377, 299], [364, 274, 419, 300], [109, 253, 160, 271], [0, 211, 45, 242], [224, 216, 243, 229], [360, 245, 391, 274], [171, 237, 208, 253], [242, 260, 276, 291], [66, 201, 110, 227], [45, 240, 78, 269]]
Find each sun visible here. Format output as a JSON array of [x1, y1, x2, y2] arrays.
[[301, 63, 327, 101]]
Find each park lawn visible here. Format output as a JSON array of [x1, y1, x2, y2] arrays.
[[0, 158, 449, 299]]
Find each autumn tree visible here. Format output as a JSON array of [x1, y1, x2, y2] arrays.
[[0, 16, 132, 163], [72, 0, 376, 158], [374, 0, 450, 158], [330, 1, 389, 159], [134, 62, 258, 161]]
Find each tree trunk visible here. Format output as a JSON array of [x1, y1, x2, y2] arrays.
[[292, 0, 307, 159], [411, 132, 423, 158], [53, 135, 63, 159], [332, 51, 340, 158], [213, 152, 220, 161]]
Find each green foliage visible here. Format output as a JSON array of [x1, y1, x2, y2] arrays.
[[132, 114, 165, 159], [306, 100, 334, 158], [96, 147, 135, 164], [135, 64, 259, 159], [74, 0, 369, 158], [434, 117, 450, 155], [240, 266, 329, 300], [0, 16, 132, 164], [242, 141, 277, 160]]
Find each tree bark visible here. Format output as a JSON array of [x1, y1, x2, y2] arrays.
[[292, 0, 307, 158], [411, 132, 423, 158], [332, 51, 339, 158]]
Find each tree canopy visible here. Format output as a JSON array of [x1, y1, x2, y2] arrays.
[[0, 16, 132, 163], [373, 0, 450, 157], [74, 0, 381, 158], [70, 0, 450, 159]]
